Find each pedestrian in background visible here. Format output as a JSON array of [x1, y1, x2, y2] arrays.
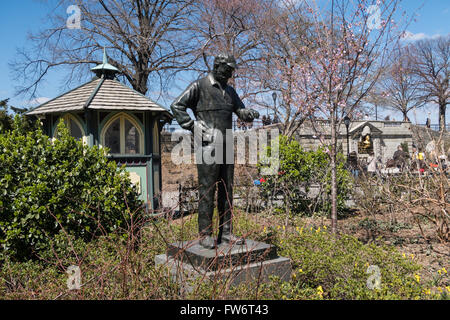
[[367, 151, 377, 177], [348, 151, 359, 178], [393, 145, 406, 172]]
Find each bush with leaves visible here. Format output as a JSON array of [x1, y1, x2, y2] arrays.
[[275, 226, 427, 299], [0, 99, 13, 134], [258, 135, 352, 216], [0, 99, 33, 134], [0, 118, 142, 260]]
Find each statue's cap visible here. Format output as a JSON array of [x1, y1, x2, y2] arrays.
[[214, 54, 237, 69]]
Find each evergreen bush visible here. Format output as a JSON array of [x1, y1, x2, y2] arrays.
[[258, 135, 352, 216], [0, 118, 142, 260]]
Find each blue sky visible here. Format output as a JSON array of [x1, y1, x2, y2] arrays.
[[0, 0, 449, 124]]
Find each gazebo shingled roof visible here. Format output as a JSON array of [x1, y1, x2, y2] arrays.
[[27, 48, 172, 120], [27, 78, 172, 118]]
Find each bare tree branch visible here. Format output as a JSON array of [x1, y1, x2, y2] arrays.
[[10, 0, 198, 98]]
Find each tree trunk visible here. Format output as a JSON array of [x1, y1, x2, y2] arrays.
[[403, 112, 410, 122], [330, 113, 338, 234], [439, 102, 446, 132]]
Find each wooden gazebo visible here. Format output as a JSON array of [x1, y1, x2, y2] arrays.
[[26, 49, 173, 210]]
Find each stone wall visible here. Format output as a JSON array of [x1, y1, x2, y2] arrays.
[[161, 131, 259, 194], [293, 120, 413, 164]]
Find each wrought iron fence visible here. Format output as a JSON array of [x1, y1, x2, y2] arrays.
[[163, 120, 450, 133], [163, 119, 271, 133], [416, 124, 450, 131]]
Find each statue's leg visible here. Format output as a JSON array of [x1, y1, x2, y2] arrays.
[[218, 163, 244, 244], [197, 162, 219, 248], [218, 163, 233, 231]]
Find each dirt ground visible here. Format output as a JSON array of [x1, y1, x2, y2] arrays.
[[338, 209, 449, 284]]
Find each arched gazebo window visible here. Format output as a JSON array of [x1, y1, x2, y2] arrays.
[[153, 121, 160, 155], [101, 113, 144, 154], [54, 114, 85, 142]]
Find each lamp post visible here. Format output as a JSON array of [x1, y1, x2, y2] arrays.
[[344, 115, 351, 158], [271, 92, 277, 117]]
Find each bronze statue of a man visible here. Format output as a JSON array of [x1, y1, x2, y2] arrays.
[[171, 54, 259, 249]]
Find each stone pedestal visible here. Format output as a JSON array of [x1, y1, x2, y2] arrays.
[[155, 238, 291, 292]]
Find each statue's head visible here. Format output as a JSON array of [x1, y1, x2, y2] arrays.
[[213, 54, 237, 84]]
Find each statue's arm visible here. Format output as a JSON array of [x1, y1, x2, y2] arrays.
[[170, 82, 199, 131]]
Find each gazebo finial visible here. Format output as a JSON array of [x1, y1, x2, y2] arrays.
[[91, 47, 120, 79], [102, 47, 108, 64]]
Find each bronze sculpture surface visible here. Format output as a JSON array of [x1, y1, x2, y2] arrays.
[[171, 54, 259, 249]]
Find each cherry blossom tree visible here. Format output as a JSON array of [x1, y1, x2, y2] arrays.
[[259, 0, 409, 233], [251, 3, 317, 137]]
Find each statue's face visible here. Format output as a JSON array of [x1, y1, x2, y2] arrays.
[[213, 63, 234, 84]]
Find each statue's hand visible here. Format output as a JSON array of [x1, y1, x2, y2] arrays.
[[239, 109, 260, 122], [193, 120, 213, 143], [193, 119, 209, 132], [248, 109, 260, 120]]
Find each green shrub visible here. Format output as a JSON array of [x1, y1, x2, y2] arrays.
[[0, 99, 13, 134], [0, 100, 34, 135], [274, 225, 427, 299], [0, 118, 142, 261], [258, 135, 352, 216]]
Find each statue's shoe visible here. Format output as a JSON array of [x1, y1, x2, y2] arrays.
[[222, 233, 245, 245], [199, 235, 216, 249]]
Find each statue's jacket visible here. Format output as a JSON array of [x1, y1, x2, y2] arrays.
[[170, 73, 246, 135]]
